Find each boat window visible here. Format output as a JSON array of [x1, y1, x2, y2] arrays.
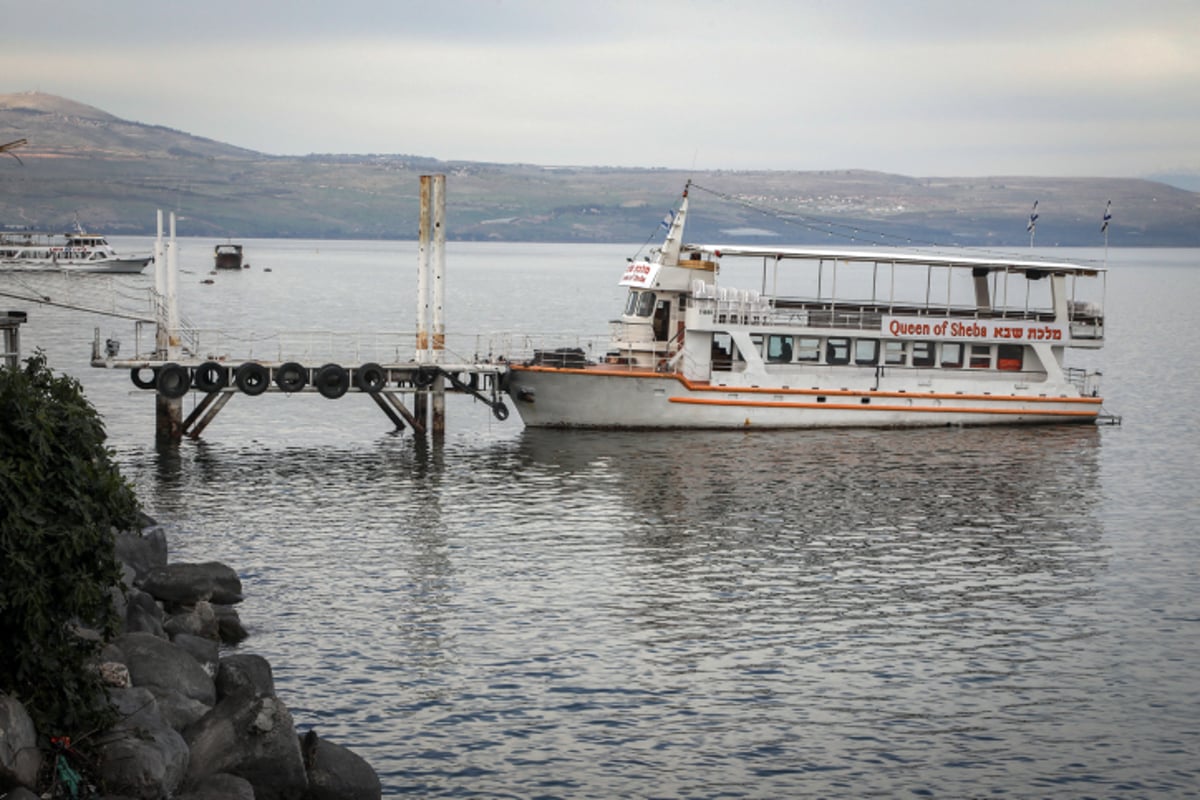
[[826, 337, 851, 365], [911, 341, 935, 368], [884, 341, 907, 366], [795, 337, 821, 362], [969, 344, 992, 369], [766, 335, 793, 363], [624, 290, 640, 316], [855, 339, 879, 365], [636, 291, 657, 317], [997, 344, 1023, 371], [712, 333, 734, 371], [941, 342, 963, 368]]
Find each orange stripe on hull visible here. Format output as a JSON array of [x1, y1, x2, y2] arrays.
[[668, 396, 1099, 418]]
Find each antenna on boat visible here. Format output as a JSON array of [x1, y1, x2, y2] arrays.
[[1101, 200, 1112, 267], [657, 182, 690, 267]]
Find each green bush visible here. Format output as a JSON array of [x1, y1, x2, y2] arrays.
[[0, 352, 140, 735]]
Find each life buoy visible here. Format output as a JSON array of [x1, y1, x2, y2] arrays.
[[156, 363, 190, 399], [355, 362, 386, 394], [235, 362, 269, 396], [192, 361, 229, 393], [275, 362, 308, 393], [315, 363, 350, 399], [130, 366, 157, 390]]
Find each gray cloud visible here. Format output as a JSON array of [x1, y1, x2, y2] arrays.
[[5, 0, 1198, 177]]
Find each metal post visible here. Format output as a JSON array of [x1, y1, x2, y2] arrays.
[[414, 177, 433, 429], [417, 177, 431, 362], [431, 174, 446, 436], [155, 210, 182, 443]]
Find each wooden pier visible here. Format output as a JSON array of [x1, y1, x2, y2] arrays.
[[90, 175, 511, 441], [2, 309, 26, 369]]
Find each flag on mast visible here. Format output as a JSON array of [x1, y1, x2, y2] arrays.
[[1101, 200, 1112, 233], [1027, 201, 1039, 233]]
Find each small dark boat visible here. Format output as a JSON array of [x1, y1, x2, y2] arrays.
[[214, 243, 244, 270]]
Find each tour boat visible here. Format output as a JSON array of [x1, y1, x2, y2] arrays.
[[0, 228, 151, 273], [506, 184, 1109, 428]]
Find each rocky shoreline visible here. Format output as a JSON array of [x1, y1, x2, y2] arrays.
[[0, 518, 382, 799]]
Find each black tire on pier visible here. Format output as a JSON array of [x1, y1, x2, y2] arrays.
[[412, 366, 438, 388], [315, 363, 350, 399], [356, 362, 386, 394], [235, 362, 270, 396], [192, 361, 229, 393], [130, 366, 157, 390], [275, 362, 309, 393], [156, 363, 190, 399]]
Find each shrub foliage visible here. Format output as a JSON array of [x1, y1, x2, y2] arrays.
[[0, 352, 140, 734]]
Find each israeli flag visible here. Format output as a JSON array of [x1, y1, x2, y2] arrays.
[[1101, 200, 1112, 232], [1027, 200, 1039, 232], [660, 210, 676, 231]]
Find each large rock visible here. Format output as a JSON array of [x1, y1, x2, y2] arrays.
[[98, 687, 189, 800], [185, 695, 307, 800], [113, 632, 216, 707], [124, 587, 166, 637], [163, 600, 219, 641], [299, 730, 382, 800], [140, 562, 243, 606], [216, 654, 276, 701], [115, 527, 168, 583], [171, 633, 220, 678], [177, 772, 256, 800], [213, 603, 249, 644], [0, 694, 41, 791]]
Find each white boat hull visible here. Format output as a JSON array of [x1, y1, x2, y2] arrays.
[[507, 366, 1102, 429], [0, 256, 150, 274]]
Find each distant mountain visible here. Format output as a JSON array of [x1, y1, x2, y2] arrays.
[[2, 91, 1197, 246]]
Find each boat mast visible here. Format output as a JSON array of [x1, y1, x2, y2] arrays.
[[657, 182, 690, 267]]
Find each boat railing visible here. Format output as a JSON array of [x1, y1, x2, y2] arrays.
[[693, 290, 1102, 334], [1065, 367, 1102, 397]]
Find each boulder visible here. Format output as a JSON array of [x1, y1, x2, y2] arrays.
[[113, 632, 216, 707], [124, 588, 166, 637], [171, 633, 220, 678], [213, 604, 250, 644], [97, 687, 189, 800], [216, 654, 276, 701], [163, 601, 219, 641], [114, 526, 168, 583], [144, 687, 212, 732], [140, 562, 243, 606], [177, 772, 256, 800], [299, 730, 382, 800], [0, 693, 41, 791], [185, 695, 307, 800]]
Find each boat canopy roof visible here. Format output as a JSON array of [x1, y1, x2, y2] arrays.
[[690, 244, 1105, 277]]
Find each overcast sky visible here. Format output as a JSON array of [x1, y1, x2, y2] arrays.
[[6, 0, 1198, 177]]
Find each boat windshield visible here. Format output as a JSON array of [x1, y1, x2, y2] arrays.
[[623, 290, 657, 318]]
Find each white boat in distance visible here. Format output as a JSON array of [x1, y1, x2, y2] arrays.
[[0, 228, 151, 273], [506, 183, 1109, 429]]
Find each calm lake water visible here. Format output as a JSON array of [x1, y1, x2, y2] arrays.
[[9, 240, 1200, 798]]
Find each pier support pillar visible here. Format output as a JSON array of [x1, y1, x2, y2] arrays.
[[417, 174, 448, 437], [156, 395, 183, 443]]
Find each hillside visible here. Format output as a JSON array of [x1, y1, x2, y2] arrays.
[[2, 91, 1197, 246]]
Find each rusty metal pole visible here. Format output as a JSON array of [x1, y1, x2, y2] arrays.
[[431, 174, 446, 436], [154, 210, 182, 443], [414, 177, 432, 429]]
